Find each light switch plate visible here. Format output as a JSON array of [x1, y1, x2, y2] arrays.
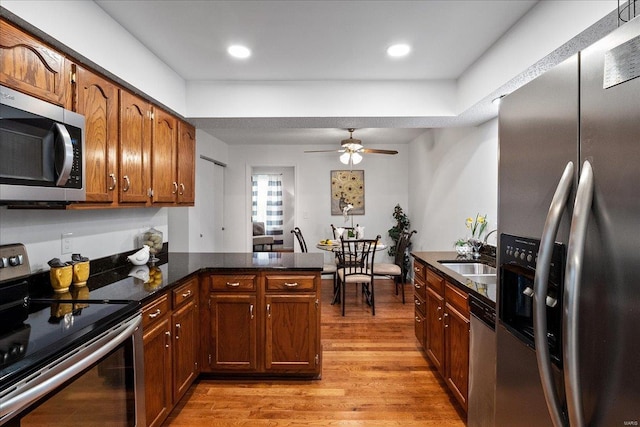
[[61, 233, 73, 254]]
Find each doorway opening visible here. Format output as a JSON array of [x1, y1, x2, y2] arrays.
[[251, 166, 295, 251]]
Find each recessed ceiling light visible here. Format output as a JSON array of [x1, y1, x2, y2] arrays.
[[387, 44, 411, 57], [227, 45, 251, 59]]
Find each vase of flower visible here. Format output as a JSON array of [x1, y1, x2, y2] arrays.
[[461, 213, 488, 259]]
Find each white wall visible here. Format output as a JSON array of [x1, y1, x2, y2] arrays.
[[223, 144, 410, 263], [408, 119, 499, 252], [0, 207, 168, 273]]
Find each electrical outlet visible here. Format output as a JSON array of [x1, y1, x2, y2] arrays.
[[61, 233, 73, 254]]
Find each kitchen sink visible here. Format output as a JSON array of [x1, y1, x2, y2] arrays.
[[463, 274, 496, 285], [439, 262, 497, 276]]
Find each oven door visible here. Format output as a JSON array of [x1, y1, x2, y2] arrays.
[[0, 314, 145, 426]]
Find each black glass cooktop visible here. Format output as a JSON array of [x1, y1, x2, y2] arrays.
[[0, 293, 139, 391]]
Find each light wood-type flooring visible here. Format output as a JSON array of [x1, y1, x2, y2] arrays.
[[163, 278, 466, 426]]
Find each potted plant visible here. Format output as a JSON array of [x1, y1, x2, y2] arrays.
[[388, 204, 412, 280]]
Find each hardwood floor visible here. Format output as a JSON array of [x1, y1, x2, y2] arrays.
[[163, 278, 466, 426]]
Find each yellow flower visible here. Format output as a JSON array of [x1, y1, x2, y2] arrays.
[[466, 213, 488, 239]]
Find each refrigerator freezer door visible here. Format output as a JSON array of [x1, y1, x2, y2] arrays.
[[496, 55, 579, 426], [575, 17, 640, 426]]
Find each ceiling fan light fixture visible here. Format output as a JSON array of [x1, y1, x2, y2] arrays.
[[339, 152, 352, 165], [351, 152, 363, 164]]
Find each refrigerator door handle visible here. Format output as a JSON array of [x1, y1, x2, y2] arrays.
[[564, 160, 594, 427], [534, 161, 574, 427]]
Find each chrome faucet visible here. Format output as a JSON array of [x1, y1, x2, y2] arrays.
[[484, 229, 497, 244]]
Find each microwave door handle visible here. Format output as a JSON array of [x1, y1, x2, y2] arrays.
[[54, 123, 74, 186], [534, 161, 574, 427], [564, 160, 594, 427]]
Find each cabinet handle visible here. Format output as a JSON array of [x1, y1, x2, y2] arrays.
[[148, 309, 161, 319], [175, 323, 181, 339], [250, 304, 254, 320], [108, 173, 116, 191], [172, 182, 178, 194], [414, 267, 421, 273], [182, 290, 192, 298], [122, 175, 130, 192], [165, 331, 171, 348], [284, 282, 299, 288], [415, 283, 421, 289], [179, 183, 185, 195], [267, 303, 271, 318], [415, 316, 422, 323], [414, 299, 421, 306], [226, 282, 240, 287], [444, 312, 449, 328]]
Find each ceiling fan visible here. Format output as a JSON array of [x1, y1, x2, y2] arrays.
[[305, 128, 398, 165]]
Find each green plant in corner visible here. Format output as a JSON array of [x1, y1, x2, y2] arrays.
[[388, 204, 410, 257]]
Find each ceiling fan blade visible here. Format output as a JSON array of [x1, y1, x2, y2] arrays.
[[360, 148, 398, 155], [304, 149, 345, 153]]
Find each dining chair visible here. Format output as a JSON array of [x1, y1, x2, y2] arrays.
[[373, 230, 417, 304], [291, 227, 338, 294], [336, 236, 380, 316]]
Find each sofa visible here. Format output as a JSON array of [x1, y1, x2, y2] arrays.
[[252, 221, 274, 251]]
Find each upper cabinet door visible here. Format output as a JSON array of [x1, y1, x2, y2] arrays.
[[151, 107, 178, 203], [0, 19, 71, 108], [177, 121, 196, 205], [119, 90, 151, 204], [74, 65, 119, 203]]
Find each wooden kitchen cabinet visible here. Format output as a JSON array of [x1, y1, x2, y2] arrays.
[[413, 259, 470, 413], [0, 18, 71, 108], [72, 65, 119, 203], [204, 272, 321, 378], [176, 121, 196, 205], [142, 276, 200, 427], [413, 260, 427, 348], [142, 295, 172, 427], [171, 277, 200, 402], [119, 90, 152, 205], [151, 107, 178, 204]]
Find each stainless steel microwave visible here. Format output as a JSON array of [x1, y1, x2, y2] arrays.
[[0, 85, 85, 203]]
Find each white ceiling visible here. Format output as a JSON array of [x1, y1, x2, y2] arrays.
[[95, 0, 539, 146]]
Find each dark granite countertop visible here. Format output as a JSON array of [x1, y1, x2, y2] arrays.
[[411, 251, 496, 307], [29, 251, 324, 305]]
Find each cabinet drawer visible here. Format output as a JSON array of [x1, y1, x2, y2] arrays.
[[414, 279, 426, 300], [414, 293, 426, 317], [445, 282, 469, 316], [173, 277, 197, 307], [142, 294, 169, 329], [210, 275, 257, 291], [426, 268, 445, 296], [413, 259, 426, 285], [265, 274, 316, 291]]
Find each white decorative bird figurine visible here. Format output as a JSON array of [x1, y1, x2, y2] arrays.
[[128, 245, 150, 265]]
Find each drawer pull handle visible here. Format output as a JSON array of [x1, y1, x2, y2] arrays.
[[148, 309, 161, 319], [415, 316, 421, 323], [414, 299, 421, 306], [182, 290, 192, 298], [226, 282, 240, 287], [284, 282, 299, 288], [415, 283, 421, 289]]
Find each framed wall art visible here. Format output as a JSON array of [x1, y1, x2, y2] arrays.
[[331, 170, 364, 215]]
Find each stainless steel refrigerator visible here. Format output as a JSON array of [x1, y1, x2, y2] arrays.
[[495, 16, 640, 427]]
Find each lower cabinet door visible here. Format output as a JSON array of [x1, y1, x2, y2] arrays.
[[209, 294, 257, 371], [172, 299, 198, 401], [425, 288, 445, 375], [264, 294, 319, 374], [143, 317, 172, 427], [445, 303, 470, 411]]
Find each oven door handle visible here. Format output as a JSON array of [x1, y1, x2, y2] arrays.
[[564, 160, 594, 427], [534, 161, 574, 427], [0, 314, 142, 423]]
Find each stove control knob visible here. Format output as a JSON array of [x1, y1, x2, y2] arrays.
[[0, 351, 8, 363], [522, 287, 534, 298], [8, 255, 22, 266], [0, 257, 8, 268], [546, 295, 558, 308]]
